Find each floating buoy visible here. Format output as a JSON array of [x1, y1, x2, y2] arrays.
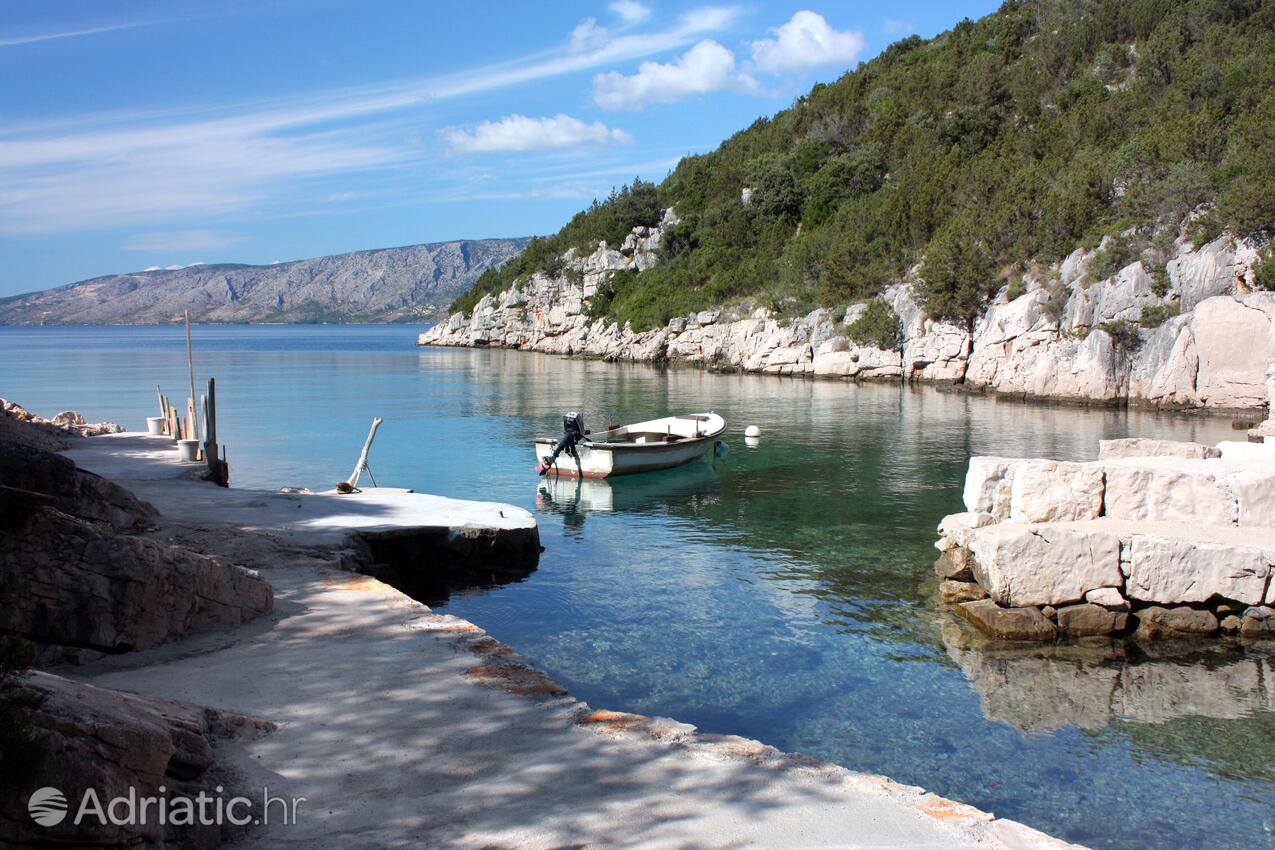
[[744, 425, 761, 438], [744, 435, 761, 448]]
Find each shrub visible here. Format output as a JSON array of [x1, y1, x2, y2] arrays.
[[1138, 303, 1179, 327], [1097, 319, 1143, 353], [846, 299, 903, 351], [916, 230, 998, 327], [1253, 246, 1275, 292], [1006, 278, 1027, 301], [1088, 235, 1138, 281]]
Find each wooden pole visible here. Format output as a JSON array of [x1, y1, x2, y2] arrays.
[[184, 310, 199, 440], [345, 417, 383, 489], [204, 378, 222, 485]]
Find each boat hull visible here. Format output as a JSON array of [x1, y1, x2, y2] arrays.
[[534, 413, 725, 478], [534, 436, 718, 478]]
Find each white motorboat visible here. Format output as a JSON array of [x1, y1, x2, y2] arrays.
[[535, 412, 726, 478]]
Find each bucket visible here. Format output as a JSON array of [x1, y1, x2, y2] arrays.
[[177, 439, 201, 462], [146, 416, 165, 436]]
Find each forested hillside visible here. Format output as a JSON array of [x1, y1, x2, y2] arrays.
[[455, 0, 1275, 330]]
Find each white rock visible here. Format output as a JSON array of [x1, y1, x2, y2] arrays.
[[1008, 460, 1104, 523], [1084, 586, 1129, 610], [936, 511, 996, 549], [968, 523, 1123, 607], [1098, 438, 1220, 460], [1125, 535, 1272, 605], [1103, 461, 1238, 525], [962, 457, 1019, 519]]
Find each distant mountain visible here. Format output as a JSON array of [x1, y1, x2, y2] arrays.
[[0, 238, 530, 325]]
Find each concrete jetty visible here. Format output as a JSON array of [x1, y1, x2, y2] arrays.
[[50, 433, 1077, 848]]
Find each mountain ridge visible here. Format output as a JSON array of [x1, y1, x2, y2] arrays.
[[0, 237, 530, 325]]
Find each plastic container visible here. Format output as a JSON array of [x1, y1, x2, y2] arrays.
[[177, 439, 201, 462], [146, 417, 165, 436]]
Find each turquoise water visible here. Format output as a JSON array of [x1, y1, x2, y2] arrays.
[[2, 324, 1271, 850]]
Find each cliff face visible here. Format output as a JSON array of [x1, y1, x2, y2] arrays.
[[420, 212, 1274, 413], [0, 237, 529, 325]]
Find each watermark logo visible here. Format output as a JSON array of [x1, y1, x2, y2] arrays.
[[28, 787, 68, 826], [27, 785, 304, 828]]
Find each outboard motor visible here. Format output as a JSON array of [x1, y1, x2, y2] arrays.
[[537, 412, 586, 476]]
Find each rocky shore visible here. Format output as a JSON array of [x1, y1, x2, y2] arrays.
[[420, 211, 1273, 413], [934, 434, 1275, 643], [0, 405, 1078, 849]]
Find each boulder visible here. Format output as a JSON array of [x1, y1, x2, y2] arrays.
[[1133, 606, 1218, 639], [1124, 535, 1271, 606], [1229, 470, 1275, 527], [1084, 586, 1130, 611], [962, 457, 1018, 519], [1102, 461, 1238, 525], [0, 440, 156, 531], [1239, 607, 1274, 637], [939, 580, 988, 604], [0, 671, 270, 848], [1008, 460, 1104, 523], [956, 599, 1057, 641], [1056, 603, 1129, 636], [934, 549, 975, 582], [936, 511, 995, 550], [968, 523, 1123, 607]]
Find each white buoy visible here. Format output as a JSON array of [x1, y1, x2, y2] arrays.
[[744, 425, 761, 438], [744, 435, 761, 448]]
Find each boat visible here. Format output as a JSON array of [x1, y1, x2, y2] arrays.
[[535, 412, 726, 478]]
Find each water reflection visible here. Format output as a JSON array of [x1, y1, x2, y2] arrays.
[[941, 617, 1275, 732]]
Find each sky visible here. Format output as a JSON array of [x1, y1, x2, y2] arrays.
[[0, 0, 999, 296]]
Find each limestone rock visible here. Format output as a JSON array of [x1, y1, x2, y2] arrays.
[[0, 439, 156, 531], [1124, 535, 1271, 606], [1008, 460, 1103, 523], [934, 549, 975, 582], [1098, 438, 1220, 460], [1056, 603, 1128, 636], [957, 599, 1057, 641], [1102, 461, 1238, 525], [939, 579, 988, 604], [962, 458, 1017, 519], [1134, 606, 1218, 639], [1, 507, 273, 661], [968, 523, 1123, 607], [1239, 606, 1274, 637], [1, 671, 269, 848], [1085, 586, 1130, 611]]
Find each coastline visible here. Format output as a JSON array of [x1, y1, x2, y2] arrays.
[[13, 426, 1080, 849]]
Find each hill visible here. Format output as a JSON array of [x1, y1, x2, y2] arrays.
[[454, 0, 1275, 328], [0, 238, 529, 325]]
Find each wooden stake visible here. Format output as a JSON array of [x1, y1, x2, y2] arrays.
[[204, 378, 222, 485], [184, 310, 199, 440]]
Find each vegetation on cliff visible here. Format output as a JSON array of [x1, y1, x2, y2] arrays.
[[455, 0, 1275, 330]]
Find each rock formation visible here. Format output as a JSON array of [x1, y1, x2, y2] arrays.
[[1, 671, 270, 848], [0, 440, 272, 662], [935, 437, 1275, 641], [0, 238, 529, 325], [421, 216, 1274, 413]]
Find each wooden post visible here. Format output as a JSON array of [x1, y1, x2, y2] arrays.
[[204, 378, 222, 485], [345, 418, 383, 489], [184, 310, 199, 440]]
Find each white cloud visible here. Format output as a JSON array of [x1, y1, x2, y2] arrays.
[[0, 6, 739, 235], [593, 40, 756, 110], [0, 19, 165, 48], [123, 229, 244, 252], [439, 114, 632, 153], [609, 0, 650, 25], [569, 17, 609, 52], [883, 18, 914, 36], [749, 10, 864, 74]]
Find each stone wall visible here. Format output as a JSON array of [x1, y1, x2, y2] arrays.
[[421, 215, 1274, 413], [935, 438, 1275, 642]]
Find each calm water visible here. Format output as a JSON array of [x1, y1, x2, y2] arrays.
[[2, 324, 1271, 850]]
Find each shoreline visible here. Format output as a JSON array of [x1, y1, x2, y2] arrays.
[[20, 426, 1080, 849]]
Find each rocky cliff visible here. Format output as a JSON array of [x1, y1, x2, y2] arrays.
[[0, 238, 529, 325], [420, 212, 1273, 413]]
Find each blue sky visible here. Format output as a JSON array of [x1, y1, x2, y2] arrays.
[[0, 0, 998, 296]]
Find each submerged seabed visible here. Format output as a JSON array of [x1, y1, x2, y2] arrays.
[[3, 323, 1271, 850]]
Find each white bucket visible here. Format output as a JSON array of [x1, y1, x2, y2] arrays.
[[146, 416, 165, 436], [177, 439, 201, 462]]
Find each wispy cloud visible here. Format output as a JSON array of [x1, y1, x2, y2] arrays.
[[440, 114, 632, 153], [0, 6, 740, 235], [883, 18, 914, 36], [609, 1, 651, 25], [123, 229, 245, 252], [0, 19, 167, 48]]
